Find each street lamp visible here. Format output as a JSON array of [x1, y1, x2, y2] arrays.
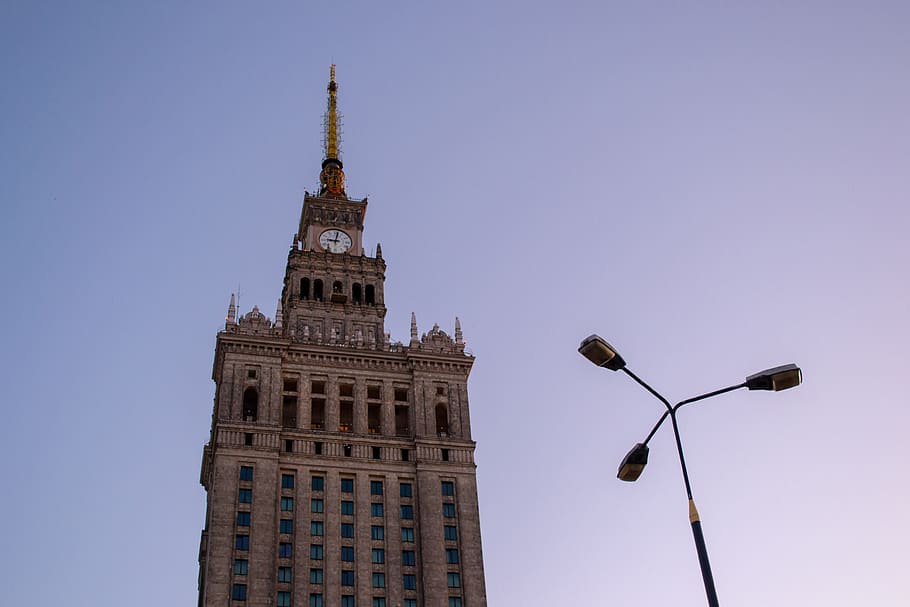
[[578, 334, 802, 607]]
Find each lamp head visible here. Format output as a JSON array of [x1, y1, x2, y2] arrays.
[[578, 334, 626, 371], [617, 443, 649, 482], [745, 364, 803, 391]]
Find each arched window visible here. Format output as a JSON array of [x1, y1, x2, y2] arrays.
[[332, 280, 343, 294], [313, 279, 324, 301], [435, 404, 449, 436], [242, 387, 258, 422], [365, 284, 375, 305], [300, 277, 310, 300], [352, 283, 362, 304]]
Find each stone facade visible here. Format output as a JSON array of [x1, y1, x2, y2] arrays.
[[197, 70, 487, 607]]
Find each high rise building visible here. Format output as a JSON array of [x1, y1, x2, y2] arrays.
[[197, 66, 487, 607]]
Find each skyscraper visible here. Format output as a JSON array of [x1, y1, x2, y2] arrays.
[[197, 66, 487, 607]]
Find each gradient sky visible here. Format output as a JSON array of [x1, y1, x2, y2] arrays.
[[2, 2, 909, 605]]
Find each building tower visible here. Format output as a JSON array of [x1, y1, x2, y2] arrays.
[[197, 66, 487, 607]]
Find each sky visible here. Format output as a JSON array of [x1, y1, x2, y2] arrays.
[[2, 1, 909, 605]]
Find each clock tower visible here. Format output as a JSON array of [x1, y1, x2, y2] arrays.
[[197, 66, 488, 607]]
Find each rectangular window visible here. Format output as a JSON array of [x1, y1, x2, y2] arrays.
[[311, 398, 326, 429], [282, 395, 298, 428], [371, 548, 385, 564], [310, 568, 323, 584], [277, 591, 291, 607], [370, 481, 384, 495], [281, 496, 294, 511], [309, 594, 323, 607], [310, 544, 323, 560], [237, 511, 251, 527], [441, 481, 455, 496], [368, 404, 381, 434], [400, 505, 414, 520], [444, 525, 457, 541], [442, 503, 456, 518], [373, 598, 387, 607], [285, 439, 293, 453], [279, 542, 292, 558], [400, 483, 412, 498], [402, 550, 415, 566], [371, 503, 384, 517], [278, 566, 292, 583], [449, 599, 462, 607], [447, 573, 461, 588], [341, 478, 354, 493], [312, 476, 325, 491], [235, 535, 249, 550], [371, 525, 384, 540], [372, 446, 381, 460], [341, 546, 355, 562], [281, 473, 295, 489], [311, 498, 324, 513], [314, 441, 323, 455], [340, 402, 354, 432], [372, 572, 386, 588], [341, 500, 354, 515], [238, 488, 252, 503], [233, 559, 248, 575], [280, 519, 293, 534], [341, 570, 355, 586], [404, 600, 417, 607], [239, 466, 253, 481], [446, 548, 459, 564], [232, 583, 247, 601], [311, 521, 324, 536], [403, 574, 416, 590], [342, 596, 355, 607], [341, 523, 354, 538], [401, 528, 414, 543]]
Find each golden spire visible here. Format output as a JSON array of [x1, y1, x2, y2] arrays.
[[319, 64, 346, 198]]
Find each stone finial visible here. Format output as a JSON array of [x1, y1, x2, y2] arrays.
[[376, 242, 383, 259], [410, 312, 419, 346], [455, 317, 463, 345], [384, 332, 391, 348], [274, 299, 283, 329], [226, 293, 237, 325]]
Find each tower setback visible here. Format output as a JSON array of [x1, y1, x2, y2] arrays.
[[197, 66, 487, 607]]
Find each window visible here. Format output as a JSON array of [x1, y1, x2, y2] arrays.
[[371, 548, 385, 564], [311, 521, 324, 536], [313, 279, 324, 301], [341, 501, 354, 515], [341, 478, 354, 493], [237, 512, 250, 527], [446, 548, 459, 564], [365, 284, 375, 305], [447, 573, 461, 588], [233, 559, 248, 575], [449, 599, 462, 607], [244, 432, 253, 446], [372, 446, 381, 460], [238, 488, 252, 503], [282, 395, 297, 428], [311, 498, 324, 513], [243, 387, 259, 421], [310, 544, 323, 560], [341, 570, 355, 586], [285, 439, 293, 453], [401, 528, 414, 543], [240, 466, 253, 481], [401, 448, 410, 461], [371, 503, 384, 517], [278, 566, 292, 582], [441, 448, 450, 462], [279, 542, 292, 558], [404, 600, 417, 607], [341, 523, 354, 538], [441, 481, 454, 496], [311, 399, 326, 429], [314, 441, 323, 455], [309, 594, 323, 607], [368, 384, 381, 399], [342, 596, 355, 607], [277, 591, 291, 607], [394, 387, 408, 402], [340, 402, 353, 432], [370, 481, 384, 495], [395, 405, 409, 435], [282, 474, 295, 489], [341, 546, 354, 562], [443, 503, 456, 518], [400, 483, 413, 498], [402, 551, 415, 566], [310, 568, 323, 584], [232, 583, 247, 601], [403, 574, 416, 590], [247, 369, 257, 379], [444, 525, 457, 541], [371, 525, 384, 540], [311, 476, 325, 491], [343, 444, 353, 457], [372, 598, 385, 607], [281, 497, 294, 511], [372, 572, 386, 588], [301, 277, 310, 299], [368, 404, 381, 434], [400, 505, 414, 520], [235, 535, 249, 550], [280, 519, 293, 534]]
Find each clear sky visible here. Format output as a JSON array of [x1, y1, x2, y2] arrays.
[[2, 2, 909, 605]]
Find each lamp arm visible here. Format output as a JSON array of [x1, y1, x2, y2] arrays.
[[622, 367, 672, 411], [674, 383, 747, 411]]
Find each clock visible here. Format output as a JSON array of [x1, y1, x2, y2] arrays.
[[319, 229, 352, 253]]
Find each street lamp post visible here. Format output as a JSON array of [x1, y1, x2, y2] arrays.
[[578, 334, 802, 607]]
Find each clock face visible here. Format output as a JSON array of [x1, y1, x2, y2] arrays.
[[319, 229, 353, 253]]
